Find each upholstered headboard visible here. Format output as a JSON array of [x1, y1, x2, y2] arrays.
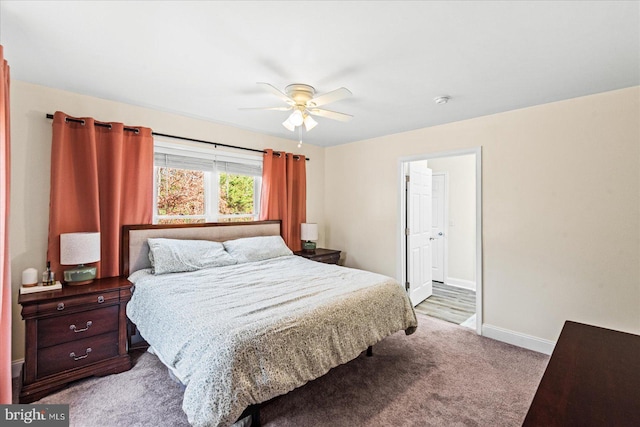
[[121, 220, 281, 276]]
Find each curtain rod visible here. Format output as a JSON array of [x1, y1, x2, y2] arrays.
[[45, 114, 310, 161]]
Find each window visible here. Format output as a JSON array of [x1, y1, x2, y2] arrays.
[[154, 142, 262, 224]]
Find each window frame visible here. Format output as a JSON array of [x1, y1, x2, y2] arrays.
[[153, 139, 263, 224]]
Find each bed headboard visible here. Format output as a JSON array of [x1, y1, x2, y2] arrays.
[[121, 220, 281, 276]]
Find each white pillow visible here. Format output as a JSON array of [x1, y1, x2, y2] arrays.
[[148, 238, 237, 275], [223, 235, 292, 263]]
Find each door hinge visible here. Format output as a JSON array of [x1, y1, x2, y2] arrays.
[[405, 227, 410, 236], [405, 281, 410, 291], [405, 175, 410, 182]]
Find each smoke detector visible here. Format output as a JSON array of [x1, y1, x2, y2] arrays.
[[434, 96, 451, 105]]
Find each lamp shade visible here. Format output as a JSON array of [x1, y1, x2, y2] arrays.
[[60, 232, 101, 265], [282, 117, 296, 132], [289, 110, 304, 126], [300, 223, 318, 241], [303, 114, 318, 132]]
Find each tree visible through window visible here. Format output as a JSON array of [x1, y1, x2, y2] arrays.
[[218, 173, 255, 221], [157, 168, 205, 222]]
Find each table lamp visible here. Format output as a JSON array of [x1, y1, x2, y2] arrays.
[[60, 232, 101, 285], [301, 223, 318, 252]]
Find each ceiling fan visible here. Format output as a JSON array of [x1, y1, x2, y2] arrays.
[[242, 82, 353, 134]]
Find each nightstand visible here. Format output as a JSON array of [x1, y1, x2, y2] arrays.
[[18, 276, 133, 403], [294, 248, 341, 265]]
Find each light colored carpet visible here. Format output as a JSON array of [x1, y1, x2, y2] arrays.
[[33, 314, 548, 426]]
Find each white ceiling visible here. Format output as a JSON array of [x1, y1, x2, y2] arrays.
[[1, 1, 638, 147]]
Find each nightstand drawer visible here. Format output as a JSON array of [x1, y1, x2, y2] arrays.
[[38, 306, 119, 348], [37, 290, 119, 315], [313, 253, 340, 264], [37, 331, 119, 378], [294, 248, 341, 265]]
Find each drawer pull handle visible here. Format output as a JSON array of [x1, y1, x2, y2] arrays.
[[57, 303, 65, 311], [97, 296, 105, 303], [69, 321, 92, 333], [70, 348, 92, 361]]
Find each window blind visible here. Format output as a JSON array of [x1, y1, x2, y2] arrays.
[[154, 153, 262, 177]]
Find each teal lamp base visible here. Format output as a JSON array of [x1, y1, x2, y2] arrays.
[[302, 241, 316, 252], [63, 264, 97, 286]]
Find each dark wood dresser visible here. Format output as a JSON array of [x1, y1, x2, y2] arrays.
[[294, 248, 341, 265], [18, 276, 132, 403], [523, 320, 640, 426]]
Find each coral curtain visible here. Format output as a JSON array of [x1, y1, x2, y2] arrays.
[[0, 45, 12, 404], [259, 149, 306, 251], [47, 112, 153, 279]]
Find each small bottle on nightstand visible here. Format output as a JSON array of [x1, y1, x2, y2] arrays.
[[42, 261, 54, 286]]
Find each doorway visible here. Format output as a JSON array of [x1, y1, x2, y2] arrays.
[[398, 147, 482, 335]]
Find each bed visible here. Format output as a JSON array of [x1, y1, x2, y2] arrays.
[[122, 221, 418, 427]]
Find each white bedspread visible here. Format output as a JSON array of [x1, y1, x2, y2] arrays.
[[126, 255, 417, 427]]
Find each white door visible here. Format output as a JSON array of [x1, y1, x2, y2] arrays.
[[431, 173, 446, 282], [407, 162, 433, 306]]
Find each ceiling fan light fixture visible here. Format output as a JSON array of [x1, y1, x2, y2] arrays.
[[245, 82, 353, 143], [303, 114, 318, 132], [289, 109, 304, 126], [282, 118, 296, 132]]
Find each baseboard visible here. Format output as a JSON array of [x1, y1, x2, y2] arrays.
[[12, 359, 23, 378], [445, 277, 476, 291], [482, 324, 555, 355]]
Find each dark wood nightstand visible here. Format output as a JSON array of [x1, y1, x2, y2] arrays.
[[18, 276, 133, 403], [294, 248, 341, 265]]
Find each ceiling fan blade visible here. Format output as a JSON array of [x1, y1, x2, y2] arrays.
[[308, 108, 353, 122], [307, 87, 352, 108], [257, 82, 295, 105], [239, 106, 293, 111]]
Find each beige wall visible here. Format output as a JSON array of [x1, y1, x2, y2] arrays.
[[325, 87, 640, 342], [428, 155, 476, 286], [9, 80, 326, 361]]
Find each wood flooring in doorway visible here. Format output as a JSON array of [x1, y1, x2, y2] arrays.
[[415, 281, 476, 325]]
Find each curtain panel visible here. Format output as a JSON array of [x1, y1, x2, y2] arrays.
[[259, 149, 306, 251], [47, 112, 153, 279], [0, 45, 12, 404]]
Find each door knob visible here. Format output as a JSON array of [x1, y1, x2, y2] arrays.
[[438, 232, 443, 236]]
